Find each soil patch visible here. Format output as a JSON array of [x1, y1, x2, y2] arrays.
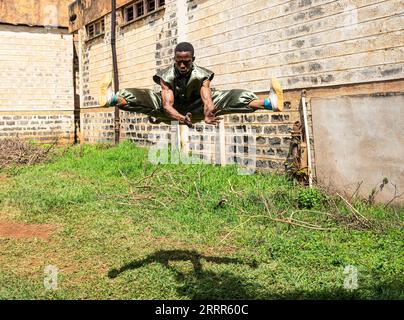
[[0, 220, 58, 239]]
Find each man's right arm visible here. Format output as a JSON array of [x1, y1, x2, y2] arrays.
[[160, 80, 192, 127]]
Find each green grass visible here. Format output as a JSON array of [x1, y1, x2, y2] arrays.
[[0, 140, 403, 299]]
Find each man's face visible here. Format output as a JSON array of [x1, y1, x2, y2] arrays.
[[174, 51, 194, 75]]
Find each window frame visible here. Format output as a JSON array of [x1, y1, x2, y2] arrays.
[[86, 17, 105, 40], [122, 0, 165, 25]]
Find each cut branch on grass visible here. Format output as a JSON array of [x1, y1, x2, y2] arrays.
[[349, 180, 363, 202], [119, 169, 135, 194], [194, 181, 202, 201], [220, 194, 337, 244], [384, 183, 404, 208], [270, 217, 337, 231], [227, 179, 243, 197], [135, 167, 160, 186], [219, 213, 337, 244], [117, 168, 165, 207], [219, 215, 259, 244], [337, 192, 369, 223]]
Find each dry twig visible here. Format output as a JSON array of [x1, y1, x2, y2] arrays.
[[337, 192, 369, 222], [384, 183, 404, 208]]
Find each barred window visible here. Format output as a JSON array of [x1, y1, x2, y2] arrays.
[[124, 0, 165, 23], [86, 18, 105, 39], [136, 1, 144, 17], [148, 0, 156, 12]]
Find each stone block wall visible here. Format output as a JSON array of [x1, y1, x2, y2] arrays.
[[0, 112, 74, 143]]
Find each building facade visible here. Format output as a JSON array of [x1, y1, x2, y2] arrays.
[[68, 0, 404, 202], [0, 0, 402, 202]]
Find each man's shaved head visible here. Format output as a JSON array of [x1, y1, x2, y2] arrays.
[[175, 42, 194, 56], [174, 42, 195, 75]]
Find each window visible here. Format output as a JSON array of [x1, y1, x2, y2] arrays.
[[126, 6, 134, 21], [147, 0, 155, 12], [86, 18, 105, 39], [136, 1, 144, 17], [123, 0, 165, 23]]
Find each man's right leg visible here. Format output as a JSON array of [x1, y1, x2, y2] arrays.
[[98, 75, 169, 123], [210, 78, 284, 117]]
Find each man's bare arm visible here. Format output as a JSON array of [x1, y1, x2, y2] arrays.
[[201, 80, 222, 125], [160, 80, 192, 126], [161, 79, 182, 121], [200, 80, 215, 114]]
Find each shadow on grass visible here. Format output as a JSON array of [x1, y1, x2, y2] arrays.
[[108, 249, 404, 300], [108, 249, 261, 299]]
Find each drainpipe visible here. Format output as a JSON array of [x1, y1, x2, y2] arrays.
[[301, 90, 313, 187], [111, 0, 120, 144]]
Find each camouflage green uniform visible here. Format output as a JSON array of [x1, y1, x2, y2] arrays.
[[116, 64, 258, 122]]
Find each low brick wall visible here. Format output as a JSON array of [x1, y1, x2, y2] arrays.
[[0, 112, 74, 144]]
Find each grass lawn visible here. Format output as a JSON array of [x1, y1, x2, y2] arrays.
[[0, 141, 403, 299]]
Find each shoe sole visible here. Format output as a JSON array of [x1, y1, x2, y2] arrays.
[[271, 78, 284, 112], [148, 116, 162, 124], [99, 73, 113, 107]]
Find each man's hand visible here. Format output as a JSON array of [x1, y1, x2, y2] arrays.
[[180, 112, 194, 128], [200, 80, 222, 125], [204, 108, 223, 125]]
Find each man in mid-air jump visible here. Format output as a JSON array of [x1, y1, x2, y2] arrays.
[[99, 42, 283, 127]]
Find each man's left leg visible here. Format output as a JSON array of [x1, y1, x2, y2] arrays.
[[247, 78, 284, 112]]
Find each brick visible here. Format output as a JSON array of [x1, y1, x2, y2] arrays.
[[268, 161, 282, 169], [256, 160, 268, 168], [243, 115, 255, 122], [257, 114, 269, 122], [264, 126, 277, 134], [268, 137, 281, 146], [271, 115, 284, 122], [278, 125, 291, 134], [250, 125, 262, 134], [238, 146, 249, 153], [283, 137, 292, 145], [229, 115, 240, 123], [262, 148, 275, 156], [276, 148, 289, 157]]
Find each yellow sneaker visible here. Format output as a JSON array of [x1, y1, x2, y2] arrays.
[[268, 78, 284, 112], [98, 73, 113, 107]]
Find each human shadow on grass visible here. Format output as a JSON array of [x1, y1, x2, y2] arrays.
[[108, 250, 403, 299], [108, 249, 262, 299]]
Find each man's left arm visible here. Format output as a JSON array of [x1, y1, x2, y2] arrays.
[[200, 80, 222, 125]]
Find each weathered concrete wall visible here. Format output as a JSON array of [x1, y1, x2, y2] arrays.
[[0, 24, 75, 143], [311, 92, 404, 204], [186, 0, 404, 91], [68, 0, 143, 32], [285, 79, 404, 176], [0, 0, 71, 27]]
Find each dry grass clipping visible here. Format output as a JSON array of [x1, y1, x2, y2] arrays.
[[0, 138, 56, 169]]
